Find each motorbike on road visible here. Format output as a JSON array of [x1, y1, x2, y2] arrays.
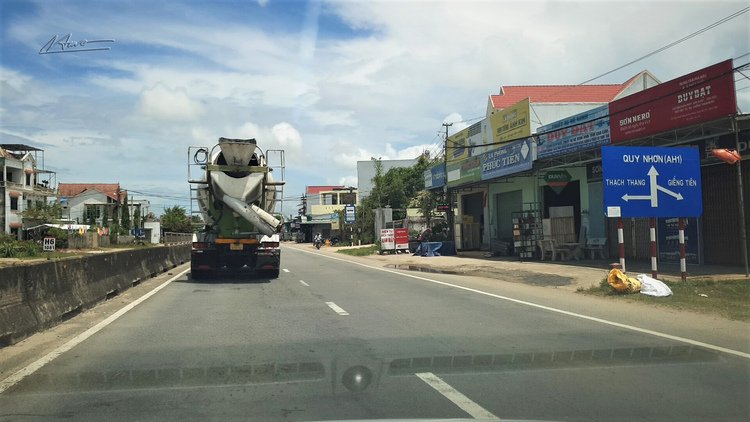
[[313, 233, 323, 249]]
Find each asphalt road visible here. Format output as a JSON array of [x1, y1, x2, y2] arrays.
[[1, 245, 748, 421]]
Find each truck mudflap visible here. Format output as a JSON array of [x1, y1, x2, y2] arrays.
[[255, 247, 281, 278]]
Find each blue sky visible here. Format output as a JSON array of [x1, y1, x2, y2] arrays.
[[1, 0, 749, 218]]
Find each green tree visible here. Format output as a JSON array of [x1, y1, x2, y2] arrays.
[[121, 195, 131, 231], [20, 201, 62, 223], [87, 206, 96, 227], [161, 205, 192, 233], [133, 206, 141, 230], [102, 206, 109, 228], [410, 189, 439, 228]]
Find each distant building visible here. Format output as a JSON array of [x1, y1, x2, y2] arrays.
[[0, 144, 57, 240], [295, 186, 358, 240], [486, 71, 661, 132], [57, 183, 149, 228]]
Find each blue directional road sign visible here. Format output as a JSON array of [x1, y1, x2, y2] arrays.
[[602, 146, 702, 218]]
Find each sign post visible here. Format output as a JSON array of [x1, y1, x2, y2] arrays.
[[43, 236, 55, 260], [602, 146, 702, 278]]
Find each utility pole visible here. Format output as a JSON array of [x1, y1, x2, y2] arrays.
[[442, 122, 453, 243]]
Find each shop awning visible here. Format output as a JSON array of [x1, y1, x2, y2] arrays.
[[9, 222, 22, 228], [9, 191, 21, 197]]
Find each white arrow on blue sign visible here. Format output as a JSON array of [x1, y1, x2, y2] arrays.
[[602, 146, 702, 218]]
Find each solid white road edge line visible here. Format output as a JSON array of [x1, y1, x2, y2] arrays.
[[0, 267, 191, 395], [325, 301, 349, 316], [299, 280, 310, 286], [291, 247, 750, 360], [416, 372, 498, 420]]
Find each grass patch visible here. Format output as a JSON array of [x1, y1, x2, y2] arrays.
[[579, 277, 750, 321], [336, 245, 380, 256]]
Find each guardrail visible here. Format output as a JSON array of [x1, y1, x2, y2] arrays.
[[164, 232, 192, 244]]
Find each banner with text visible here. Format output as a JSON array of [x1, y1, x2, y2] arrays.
[[424, 163, 446, 190], [537, 105, 610, 158], [447, 127, 470, 164], [447, 155, 482, 187], [609, 59, 737, 143], [489, 98, 531, 145], [481, 138, 534, 180]]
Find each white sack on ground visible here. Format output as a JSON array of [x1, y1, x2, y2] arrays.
[[637, 274, 673, 297]]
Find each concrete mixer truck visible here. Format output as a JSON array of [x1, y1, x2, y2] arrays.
[[188, 138, 285, 279]]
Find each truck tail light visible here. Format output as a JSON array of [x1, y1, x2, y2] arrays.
[[193, 242, 208, 249]]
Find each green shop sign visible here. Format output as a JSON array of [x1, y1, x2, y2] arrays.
[[447, 156, 482, 187], [544, 169, 572, 194]]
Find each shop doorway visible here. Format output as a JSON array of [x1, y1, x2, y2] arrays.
[[495, 190, 522, 245], [543, 180, 581, 240], [462, 192, 485, 244]]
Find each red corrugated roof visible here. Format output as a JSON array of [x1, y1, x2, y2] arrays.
[[307, 186, 344, 194], [58, 183, 125, 201], [490, 84, 625, 109]]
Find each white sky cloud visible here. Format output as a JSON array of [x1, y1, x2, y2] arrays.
[[1, 0, 748, 214], [137, 83, 206, 121]]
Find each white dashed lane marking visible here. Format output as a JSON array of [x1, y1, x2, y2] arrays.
[[416, 372, 498, 420], [325, 302, 349, 316]]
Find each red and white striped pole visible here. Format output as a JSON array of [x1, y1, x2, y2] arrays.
[[679, 217, 687, 281], [618, 217, 626, 272], [650, 217, 657, 279]]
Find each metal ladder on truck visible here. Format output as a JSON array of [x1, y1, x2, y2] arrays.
[[187, 146, 210, 230], [265, 149, 286, 217]]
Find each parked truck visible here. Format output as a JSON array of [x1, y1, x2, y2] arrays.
[[188, 138, 285, 279]]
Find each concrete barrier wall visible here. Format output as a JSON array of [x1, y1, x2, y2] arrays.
[[0, 244, 190, 347]]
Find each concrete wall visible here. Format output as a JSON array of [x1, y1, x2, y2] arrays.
[[0, 244, 190, 347]]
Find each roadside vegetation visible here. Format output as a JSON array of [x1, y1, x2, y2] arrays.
[[579, 277, 750, 321], [336, 245, 380, 256]]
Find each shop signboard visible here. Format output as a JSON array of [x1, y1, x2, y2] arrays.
[[431, 163, 445, 189], [537, 105, 610, 158], [425, 163, 446, 190], [489, 98, 531, 145], [657, 217, 701, 265], [447, 155, 482, 187], [380, 229, 395, 250], [602, 146, 703, 218], [447, 127, 470, 164], [586, 161, 603, 182], [436, 203, 451, 212], [609, 60, 737, 143], [481, 138, 534, 180], [544, 170, 572, 194], [395, 228, 409, 250]]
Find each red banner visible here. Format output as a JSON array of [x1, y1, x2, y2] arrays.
[[610, 60, 736, 143], [395, 228, 409, 250]]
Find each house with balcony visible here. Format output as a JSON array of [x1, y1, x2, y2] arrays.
[[0, 144, 58, 240]]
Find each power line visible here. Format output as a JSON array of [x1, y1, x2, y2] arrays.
[[440, 63, 743, 153], [440, 7, 749, 134]]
